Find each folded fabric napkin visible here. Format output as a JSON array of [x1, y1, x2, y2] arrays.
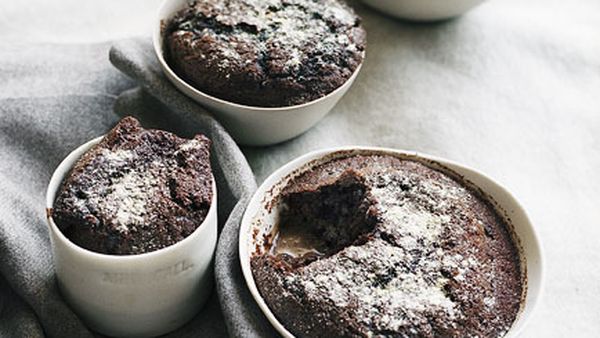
[[0, 39, 275, 337]]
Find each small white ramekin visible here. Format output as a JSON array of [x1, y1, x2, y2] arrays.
[[46, 137, 218, 338], [153, 0, 364, 146], [240, 147, 543, 338], [359, 0, 486, 21]]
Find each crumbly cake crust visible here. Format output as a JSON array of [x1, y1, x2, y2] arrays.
[[165, 0, 366, 107], [251, 154, 523, 337], [52, 117, 213, 255]]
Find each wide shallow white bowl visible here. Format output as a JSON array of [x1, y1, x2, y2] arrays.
[[46, 137, 218, 338], [360, 0, 486, 21], [240, 147, 543, 337], [153, 0, 363, 146]]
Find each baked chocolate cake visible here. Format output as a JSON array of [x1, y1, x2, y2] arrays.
[[164, 0, 366, 107], [251, 154, 524, 337], [52, 117, 213, 255]]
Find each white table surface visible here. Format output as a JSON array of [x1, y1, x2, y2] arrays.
[[1, 0, 599, 336]]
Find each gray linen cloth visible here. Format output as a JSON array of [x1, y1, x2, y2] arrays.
[[0, 40, 271, 337]]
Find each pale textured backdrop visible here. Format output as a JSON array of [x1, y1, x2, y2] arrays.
[[1, 0, 599, 336]]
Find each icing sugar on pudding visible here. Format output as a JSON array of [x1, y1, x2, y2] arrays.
[[52, 117, 213, 255], [164, 0, 366, 107], [251, 153, 525, 337]]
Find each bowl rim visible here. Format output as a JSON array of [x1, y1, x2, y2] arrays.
[[46, 136, 218, 262], [152, 0, 365, 112], [358, 0, 487, 21], [239, 146, 544, 337]]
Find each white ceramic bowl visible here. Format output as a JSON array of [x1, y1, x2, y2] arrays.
[[240, 147, 543, 337], [360, 0, 486, 21], [46, 137, 218, 338], [153, 0, 363, 146]]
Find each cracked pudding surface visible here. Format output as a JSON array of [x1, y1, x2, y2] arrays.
[[164, 0, 366, 107], [250, 153, 524, 337], [52, 117, 213, 255]]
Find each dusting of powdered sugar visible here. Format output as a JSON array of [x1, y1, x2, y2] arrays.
[[293, 238, 458, 331], [70, 149, 166, 233], [105, 167, 160, 232], [283, 165, 500, 334], [101, 148, 133, 165], [175, 0, 363, 74], [74, 140, 205, 233], [178, 138, 203, 152]]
